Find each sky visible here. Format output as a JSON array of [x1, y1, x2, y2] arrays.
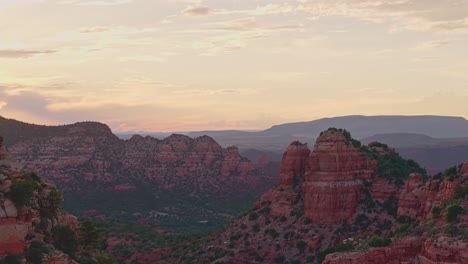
[[0, 0, 467, 132]]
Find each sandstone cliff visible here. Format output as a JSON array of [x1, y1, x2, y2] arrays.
[[0, 136, 79, 264]]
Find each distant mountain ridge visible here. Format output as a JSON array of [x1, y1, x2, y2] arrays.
[[361, 133, 468, 148], [175, 115, 468, 152], [263, 115, 468, 138]]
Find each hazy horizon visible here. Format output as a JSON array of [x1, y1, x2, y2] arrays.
[[1, 0, 468, 132]]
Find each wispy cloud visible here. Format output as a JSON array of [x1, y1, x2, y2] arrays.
[[0, 49, 56, 58], [297, 0, 468, 33], [414, 40, 450, 50], [181, 6, 216, 16], [59, 0, 133, 6], [79, 26, 112, 33]]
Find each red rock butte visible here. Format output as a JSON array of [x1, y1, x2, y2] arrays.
[[279, 130, 378, 224]]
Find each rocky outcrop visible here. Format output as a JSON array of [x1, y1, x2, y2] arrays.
[[323, 237, 423, 264], [279, 141, 310, 186], [303, 131, 377, 224], [0, 136, 5, 160], [0, 136, 79, 259], [462, 162, 468, 175]]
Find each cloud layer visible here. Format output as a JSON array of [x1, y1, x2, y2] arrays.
[[0, 0, 467, 131]]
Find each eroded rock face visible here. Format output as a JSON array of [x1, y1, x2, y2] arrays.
[[323, 237, 423, 264], [303, 131, 377, 224], [0, 136, 5, 160], [462, 162, 468, 175], [0, 136, 79, 257], [279, 141, 310, 186], [8, 124, 274, 198]]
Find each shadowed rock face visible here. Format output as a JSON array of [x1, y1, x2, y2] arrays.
[[462, 162, 468, 175], [0, 136, 5, 161], [279, 141, 310, 186]]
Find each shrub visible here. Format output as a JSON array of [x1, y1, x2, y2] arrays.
[[280, 216, 287, 222], [368, 235, 391, 247], [445, 223, 458, 235], [248, 212, 258, 221], [25, 241, 50, 264], [446, 203, 463, 222], [274, 255, 285, 263], [80, 221, 100, 251], [1, 255, 24, 264], [95, 252, 117, 264], [432, 206, 442, 218], [52, 226, 79, 256], [8, 180, 39, 206], [296, 240, 307, 253], [252, 224, 260, 233], [48, 188, 62, 215], [265, 228, 279, 239], [453, 185, 468, 200]]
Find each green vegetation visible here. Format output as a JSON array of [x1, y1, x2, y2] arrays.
[[432, 206, 442, 219], [381, 196, 398, 217], [274, 255, 285, 263], [368, 235, 391, 247], [446, 203, 463, 222], [80, 221, 100, 251], [265, 228, 280, 239], [8, 179, 39, 206], [316, 243, 354, 263], [248, 212, 258, 221], [25, 241, 50, 264], [0, 255, 23, 264], [445, 223, 458, 235], [296, 240, 307, 253], [324, 128, 427, 185], [453, 185, 468, 200], [52, 225, 79, 256], [48, 188, 62, 216]]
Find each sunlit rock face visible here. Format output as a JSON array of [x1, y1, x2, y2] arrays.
[[302, 131, 377, 224]]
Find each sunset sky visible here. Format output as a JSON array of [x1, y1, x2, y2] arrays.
[[1, 0, 467, 132]]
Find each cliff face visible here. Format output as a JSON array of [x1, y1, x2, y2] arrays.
[[8, 123, 273, 196], [0, 136, 79, 263], [303, 131, 377, 224], [155, 129, 468, 264]]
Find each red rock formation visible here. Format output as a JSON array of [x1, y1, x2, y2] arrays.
[[0, 136, 79, 259], [8, 125, 273, 197], [421, 236, 468, 263], [323, 237, 423, 264], [303, 131, 376, 224], [0, 136, 5, 160], [279, 141, 310, 186], [462, 162, 468, 176]]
